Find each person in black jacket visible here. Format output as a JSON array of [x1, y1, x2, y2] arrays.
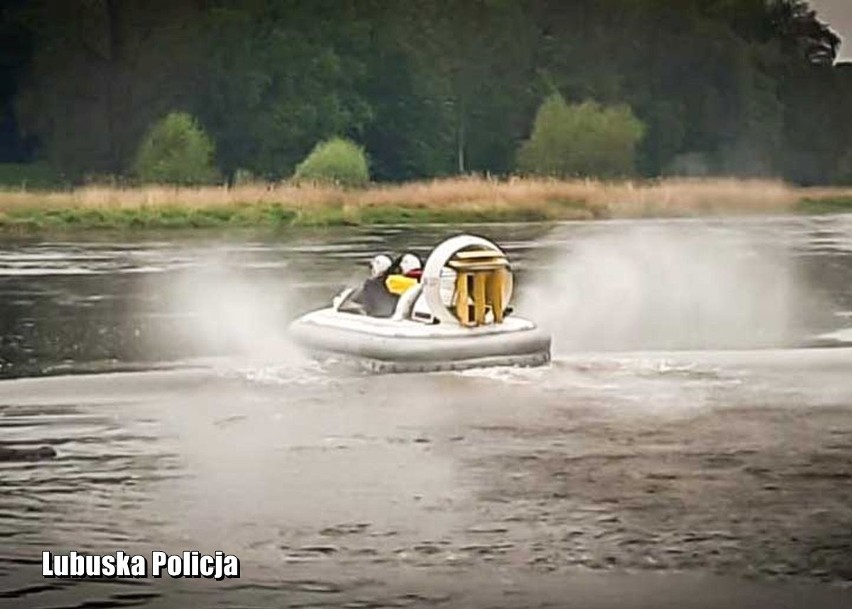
[[340, 254, 399, 318]]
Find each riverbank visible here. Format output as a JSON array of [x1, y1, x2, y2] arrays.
[[0, 177, 850, 231]]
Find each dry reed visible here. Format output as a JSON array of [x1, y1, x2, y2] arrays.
[[0, 176, 848, 225]]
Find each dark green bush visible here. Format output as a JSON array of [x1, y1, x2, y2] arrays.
[[133, 112, 218, 185], [518, 95, 645, 179], [0, 162, 64, 190], [293, 137, 370, 186]]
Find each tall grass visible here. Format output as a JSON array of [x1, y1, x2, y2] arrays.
[[0, 176, 847, 230]]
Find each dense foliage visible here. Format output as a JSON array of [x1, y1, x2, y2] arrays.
[[518, 96, 645, 178], [1, 0, 850, 185], [133, 112, 217, 185], [294, 137, 370, 186], [0, 161, 60, 189]]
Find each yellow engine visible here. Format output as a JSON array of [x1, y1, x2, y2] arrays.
[[447, 248, 510, 327]]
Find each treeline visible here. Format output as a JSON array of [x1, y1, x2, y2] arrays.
[[1, 0, 851, 185]]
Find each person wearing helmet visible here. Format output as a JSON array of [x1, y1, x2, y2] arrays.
[[339, 254, 399, 317], [385, 253, 423, 296], [400, 253, 423, 279], [369, 253, 393, 278]]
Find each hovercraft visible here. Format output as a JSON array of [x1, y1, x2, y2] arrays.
[[289, 235, 551, 373]]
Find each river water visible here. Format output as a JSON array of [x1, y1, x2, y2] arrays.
[[1, 216, 851, 608]]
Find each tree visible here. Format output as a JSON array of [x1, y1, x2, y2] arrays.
[[293, 137, 369, 186], [14, 0, 205, 178], [196, 2, 372, 180], [768, 0, 840, 65], [133, 112, 217, 184], [6, 0, 852, 184], [394, 0, 541, 176], [518, 95, 645, 178]]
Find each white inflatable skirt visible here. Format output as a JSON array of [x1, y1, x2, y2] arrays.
[[289, 308, 551, 373]]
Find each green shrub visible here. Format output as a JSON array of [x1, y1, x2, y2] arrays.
[[518, 95, 645, 179], [133, 112, 218, 185], [293, 137, 370, 186]]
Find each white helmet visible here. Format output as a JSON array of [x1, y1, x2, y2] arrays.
[[369, 254, 392, 277], [400, 253, 422, 275]]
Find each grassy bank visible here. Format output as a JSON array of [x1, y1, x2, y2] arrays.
[[0, 177, 849, 232], [795, 192, 852, 215]]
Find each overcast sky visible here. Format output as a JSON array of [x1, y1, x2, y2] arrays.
[[810, 0, 852, 61]]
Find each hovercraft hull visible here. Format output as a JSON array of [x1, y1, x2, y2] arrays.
[[289, 308, 551, 373]]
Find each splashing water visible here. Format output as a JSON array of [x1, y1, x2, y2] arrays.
[[520, 222, 806, 353], [152, 254, 311, 368]]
